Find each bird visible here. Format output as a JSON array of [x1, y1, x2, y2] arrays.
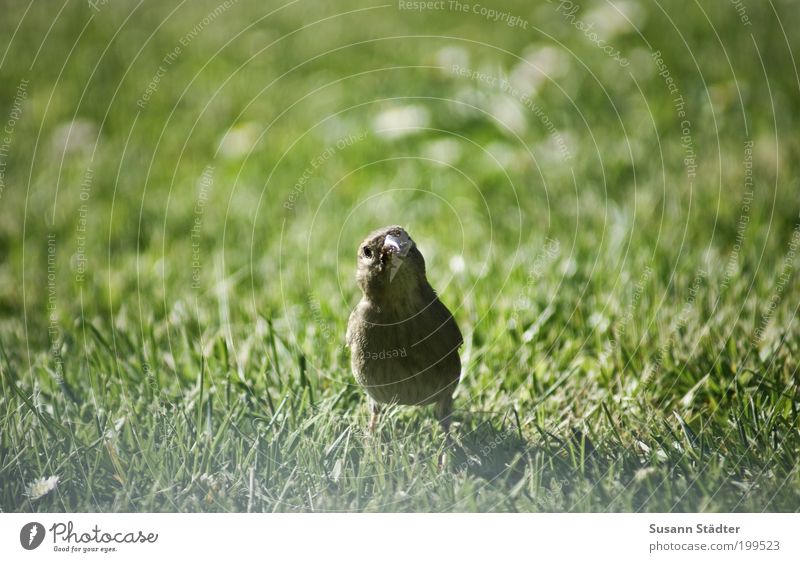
[[346, 225, 463, 438]]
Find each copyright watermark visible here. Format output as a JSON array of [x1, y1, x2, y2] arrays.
[[398, 0, 529, 29]]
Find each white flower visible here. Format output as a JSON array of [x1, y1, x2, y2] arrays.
[[50, 119, 97, 155], [372, 105, 430, 139], [449, 254, 466, 274], [584, 1, 646, 38], [483, 141, 517, 169], [422, 138, 462, 166], [510, 46, 570, 95], [218, 122, 261, 159], [27, 476, 59, 500], [588, 312, 610, 333], [560, 257, 577, 277], [488, 94, 527, 135], [435, 45, 470, 70]]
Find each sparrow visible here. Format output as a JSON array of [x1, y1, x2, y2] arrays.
[[346, 225, 463, 436]]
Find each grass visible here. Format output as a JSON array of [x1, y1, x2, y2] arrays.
[[1, 0, 799, 512]]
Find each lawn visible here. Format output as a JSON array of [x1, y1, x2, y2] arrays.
[[0, 0, 799, 512]]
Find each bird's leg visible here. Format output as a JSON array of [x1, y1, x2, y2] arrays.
[[435, 393, 454, 469], [368, 399, 381, 434], [435, 392, 454, 434]]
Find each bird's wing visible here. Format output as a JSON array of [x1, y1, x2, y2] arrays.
[[427, 289, 463, 350], [345, 307, 357, 348]]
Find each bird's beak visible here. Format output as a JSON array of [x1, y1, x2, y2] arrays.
[[383, 233, 411, 258]]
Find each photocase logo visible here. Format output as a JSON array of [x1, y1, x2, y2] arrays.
[[20, 522, 45, 550]]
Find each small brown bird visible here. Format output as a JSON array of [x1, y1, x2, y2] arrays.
[[346, 225, 463, 436]]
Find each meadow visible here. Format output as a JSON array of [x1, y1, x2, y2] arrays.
[[0, 0, 798, 512]]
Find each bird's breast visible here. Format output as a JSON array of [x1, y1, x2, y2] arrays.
[[348, 299, 460, 406]]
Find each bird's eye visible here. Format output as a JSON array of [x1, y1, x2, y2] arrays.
[[362, 246, 372, 258]]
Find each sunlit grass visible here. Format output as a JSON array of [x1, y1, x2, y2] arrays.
[[0, 0, 798, 512]]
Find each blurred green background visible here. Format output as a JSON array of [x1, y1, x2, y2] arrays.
[[0, 0, 798, 512]]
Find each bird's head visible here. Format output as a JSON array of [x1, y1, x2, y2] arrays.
[[355, 225, 427, 299]]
